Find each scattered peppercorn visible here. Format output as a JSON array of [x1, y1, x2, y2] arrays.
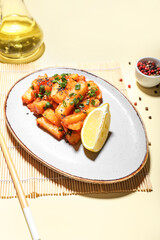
[[119, 78, 123, 82], [128, 62, 131, 65], [148, 116, 152, 119], [154, 90, 158, 94], [134, 102, 137, 106], [139, 97, 142, 101], [128, 85, 131, 88], [145, 107, 149, 111]]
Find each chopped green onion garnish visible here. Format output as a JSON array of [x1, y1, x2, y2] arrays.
[[91, 99, 95, 106], [54, 76, 60, 81], [38, 93, 43, 99], [61, 76, 68, 83], [61, 73, 70, 78], [61, 73, 67, 77], [63, 100, 67, 107], [79, 94, 83, 101], [44, 102, 52, 110], [75, 83, 81, 90], [70, 98, 79, 106], [86, 99, 90, 105], [58, 81, 67, 88], [39, 85, 45, 93], [75, 109, 80, 113], [79, 104, 84, 108], [73, 98, 79, 106], [88, 87, 98, 97], [31, 84, 34, 90], [53, 74, 58, 77], [69, 93, 77, 97], [44, 91, 51, 96], [52, 79, 58, 83]]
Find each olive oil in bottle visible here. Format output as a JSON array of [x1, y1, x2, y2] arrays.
[[0, 0, 44, 63]]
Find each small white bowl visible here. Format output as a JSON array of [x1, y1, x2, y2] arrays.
[[135, 57, 160, 88]]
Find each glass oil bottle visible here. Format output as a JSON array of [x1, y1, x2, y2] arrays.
[[0, 0, 44, 63]]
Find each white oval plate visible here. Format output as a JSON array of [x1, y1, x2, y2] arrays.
[[5, 67, 148, 183]]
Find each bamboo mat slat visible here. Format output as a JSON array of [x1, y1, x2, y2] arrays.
[[0, 62, 152, 198]]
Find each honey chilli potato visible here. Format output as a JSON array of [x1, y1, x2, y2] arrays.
[[22, 73, 102, 145]]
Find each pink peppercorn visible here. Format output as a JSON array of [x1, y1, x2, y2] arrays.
[[137, 60, 160, 76]]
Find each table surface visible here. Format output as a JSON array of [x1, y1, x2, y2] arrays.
[[0, 0, 160, 239]]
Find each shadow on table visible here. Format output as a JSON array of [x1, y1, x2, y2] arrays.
[[82, 152, 151, 199], [4, 124, 151, 199], [136, 82, 160, 96]]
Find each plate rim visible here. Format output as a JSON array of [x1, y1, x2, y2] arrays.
[[4, 66, 149, 184]]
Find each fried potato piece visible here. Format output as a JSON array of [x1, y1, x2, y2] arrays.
[[27, 98, 40, 112], [37, 117, 64, 140], [51, 79, 77, 104], [67, 121, 84, 131], [55, 80, 88, 119], [69, 74, 86, 82], [22, 87, 36, 104], [43, 108, 61, 127], [32, 74, 53, 93], [61, 112, 86, 126], [51, 83, 66, 104], [87, 80, 102, 100], [62, 112, 86, 131], [69, 74, 79, 81], [27, 99, 48, 115]]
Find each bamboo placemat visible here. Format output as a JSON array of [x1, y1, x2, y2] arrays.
[[0, 62, 152, 198]]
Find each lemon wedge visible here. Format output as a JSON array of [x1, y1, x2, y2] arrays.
[[81, 103, 111, 152]]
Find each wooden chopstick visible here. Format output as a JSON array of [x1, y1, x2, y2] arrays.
[[0, 130, 40, 240]]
